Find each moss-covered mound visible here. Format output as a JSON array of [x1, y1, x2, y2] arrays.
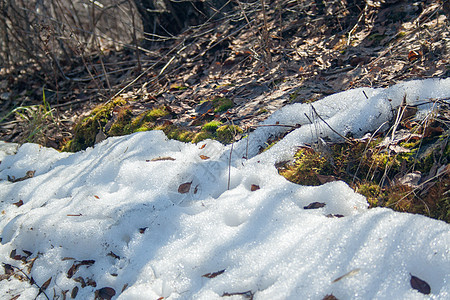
[[62, 98, 242, 152], [279, 117, 450, 222]]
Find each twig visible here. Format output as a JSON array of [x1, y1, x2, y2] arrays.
[[5, 263, 50, 300], [310, 105, 353, 144], [228, 142, 233, 190]]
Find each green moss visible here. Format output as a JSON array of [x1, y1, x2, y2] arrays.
[[143, 107, 169, 122], [212, 97, 234, 113], [216, 125, 243, 144], [202, 121, 222, 132], [193, 131, 215, 143], [65, 97, 127, 152], [156, 125, 195, 143]]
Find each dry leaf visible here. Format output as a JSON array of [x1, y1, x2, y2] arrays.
[[323, 294, 338, 300], [94, 195, 100, 199], [199, 155, 210, 160], [3, 264, 14, 275], [67, 214, 82, 217], [332, 268, 360, 283], [178, 181, 192, 194], [410, 274, 431, 294], [250, 184, 260, 191], [304, 202, 326, 209], [96, 287, 116, 300], [13, 200, 23, 207], [408, 50, 421, 62], [139, 227, 147, 234], [202, 269, 225, 278], [71, 286, 79, 298], [316, 174, 337, 184], [41, 277, 52, 290], [73, 277, 86, 288], [107, 251, 120, 259], [199, 144, 206, 149]]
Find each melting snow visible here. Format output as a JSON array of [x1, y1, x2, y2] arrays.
[[0, 78, 449, 299]]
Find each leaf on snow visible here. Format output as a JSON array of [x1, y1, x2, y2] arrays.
[[96, 287, 116, 300], [199, 155, 210, 160], [250, 184, 260, 191], [202, 269, 225, 278], [71, 286, 79, 298], [13, 200, 23, 207], [304, 202, 326, 209], [3, 264, 14, 275], [322, 294, 339, 300], [178, 181, 193, 194], [410, 274, 431, 294], [40, 277, 52, 291]]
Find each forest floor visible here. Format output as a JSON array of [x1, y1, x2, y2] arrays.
[[0, 0, 448, 149]]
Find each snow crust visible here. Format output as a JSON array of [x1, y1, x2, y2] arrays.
[[0, 78, 449, 299]]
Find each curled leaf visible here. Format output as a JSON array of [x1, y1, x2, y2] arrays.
[[13, 200, 23, 207], [250, 184, 260, 191], [199, 155, 210, 160], [178, 181, 192, 194], [202, 269, 225, 278]]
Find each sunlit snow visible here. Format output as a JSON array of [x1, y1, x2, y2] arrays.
[[1, 78, 449, 299]]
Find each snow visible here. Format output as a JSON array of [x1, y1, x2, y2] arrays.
[[0, 78, 449, 299]]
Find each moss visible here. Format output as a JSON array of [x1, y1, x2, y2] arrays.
[[65, 97, 127, 152], [143, 107, 169, 122], [107, 107, 133, 136], [156, 124, 195, 143], [279, 127, 450, 222], [193, 131, 215, 143], [202, 121, 222, 132], [216, 125, 243, 144], [212, 97, 234, 113]]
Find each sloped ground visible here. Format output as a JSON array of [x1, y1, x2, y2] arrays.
[[1, 0, 448, 148]]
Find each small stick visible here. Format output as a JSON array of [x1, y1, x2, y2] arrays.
[[310, 105, 353, 144]]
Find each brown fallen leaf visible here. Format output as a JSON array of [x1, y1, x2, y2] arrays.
[[139, 227, 147, 234], [71, 286, 79, 298], [40, 277, 52, 291], [94, 195, 100, 199], [304, 202, 326, 209], [250, 184, 260, 191], [3, 264, 14, 275], [323, 294, 338, 300], [13, 200, 23, 207], [202, 269, 225, 278], [178, 181, 193, 194], [199, 144, 206, 149], [410, 274, 431, 294], [73, 277, 86, 288], [96, 287, 116, 300], [199, 155, 209, 160], [316, 174, 337, 184]]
